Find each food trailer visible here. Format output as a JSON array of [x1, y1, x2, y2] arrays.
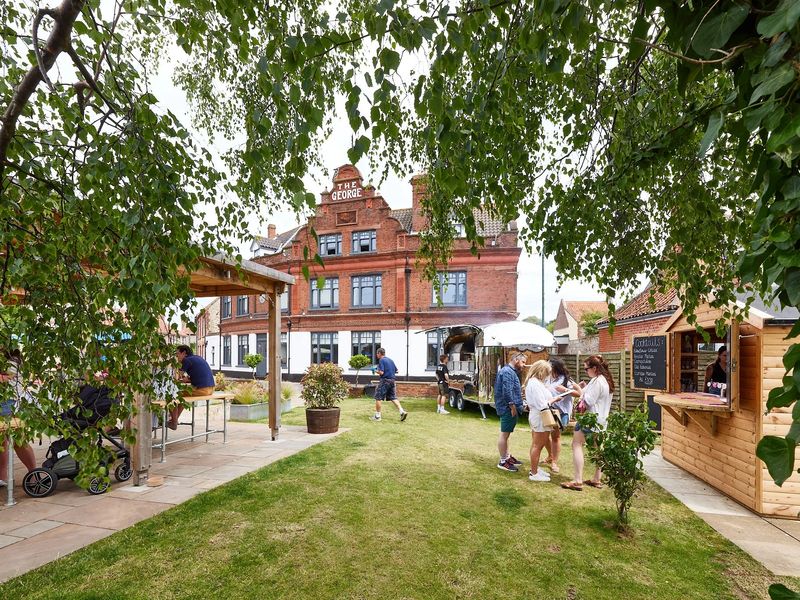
[[642, 298, 799, 519], [435, 321, 555, 418]]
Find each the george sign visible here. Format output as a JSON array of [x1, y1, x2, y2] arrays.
[[330, 180, 363, 201], [631, 334, 669, 391]]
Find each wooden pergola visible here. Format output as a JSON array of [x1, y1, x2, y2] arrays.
[[131, 254, 294, 486]]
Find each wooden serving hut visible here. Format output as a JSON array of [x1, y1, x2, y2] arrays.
[[649, 299, 799, 519]]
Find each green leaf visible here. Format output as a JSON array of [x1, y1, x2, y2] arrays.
[[763, 33, 791, 68], [750, 64, 796, 104], [782, 176, 800, 200], [768, 583, 800, 600], [783, 343, 800, 370], [758, 0, 800, 37], [786, 269, 800, 306], [756, 435, 796, 486], [698, 111, 725, 157], [691, 4, 749, 59], [379, 48, 401, 71], [627, 14, 650, 63]]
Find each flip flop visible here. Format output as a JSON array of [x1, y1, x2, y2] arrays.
[[549, 463, 560, 474], [560, 481, 583, 491], [583, 480, 604, 489]]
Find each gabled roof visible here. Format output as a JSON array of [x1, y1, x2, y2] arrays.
[[389, 207, 515, 236], [597, 285, 678, 326], [252, 226, 302, 254], [563, 300, 609, 321]]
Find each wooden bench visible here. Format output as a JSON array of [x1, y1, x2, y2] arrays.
[[1, 417, 24, 507], [151, 392, 234, 463]]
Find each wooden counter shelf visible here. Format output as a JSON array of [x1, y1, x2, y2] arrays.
[[654, 393, 732, 436]]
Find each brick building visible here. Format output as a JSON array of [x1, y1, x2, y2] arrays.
[[597, 285, 679, 351], [205, 164, 521, 380], [552, 300, 608, 353], [196, 297, 220, 367]]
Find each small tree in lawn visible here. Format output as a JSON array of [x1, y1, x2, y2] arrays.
[[301, 363, 349, 409], [577, 406, 657, 529], [244, 354, 263, 380], [348, 354, 372, 386]]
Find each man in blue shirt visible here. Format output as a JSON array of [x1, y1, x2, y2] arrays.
[[170, 345, 215, 429], [494, 352, 527, 472], [371, 348, 408, 422]]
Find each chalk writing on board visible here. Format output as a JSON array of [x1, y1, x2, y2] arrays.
[[632, 335, 668, 391]]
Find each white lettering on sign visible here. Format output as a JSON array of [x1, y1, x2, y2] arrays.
[[330, 181, 363, 201]]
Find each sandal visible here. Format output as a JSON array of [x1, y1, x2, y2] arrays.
[[549, 463, 560, 474], [583, 480, 603, 489], [560, 481, 583, 491]]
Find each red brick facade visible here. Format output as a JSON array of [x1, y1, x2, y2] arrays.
[[598, 315, 674, 351]]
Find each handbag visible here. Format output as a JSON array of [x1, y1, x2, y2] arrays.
[[539, 407, 557, 428], [576, 398, 588, 414]]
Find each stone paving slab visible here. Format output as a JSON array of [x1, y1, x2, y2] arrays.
[[0, 422, 345, 583], [645, 447, 800, 576]]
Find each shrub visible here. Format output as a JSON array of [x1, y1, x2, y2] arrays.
[[348, 354, 372, 385], [214, 372, 229, 390], [244, 353, 263, 379], [300, 362, 348, 409], [577, 405, 657, 528], [281, 386, 292, 402], [232, 381, 267, 405]]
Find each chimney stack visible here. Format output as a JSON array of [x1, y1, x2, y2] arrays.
[[267, 224, 276, 238]]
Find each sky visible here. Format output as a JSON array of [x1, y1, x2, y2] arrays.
[[151, 54, 607, 324]]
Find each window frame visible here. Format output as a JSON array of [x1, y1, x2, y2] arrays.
[[351, 230, 377, 254], [311, 332, 339, 364], [432, 271, 467, 307], [237, 334, 249, 366], [351, 274, 382, 308], [221, 296, 232, 319], [351, 331, 381, 366], [236, 295, 249, 316], [222, 336, 231, 366], [310, 277, 339, 309], [318, 233, 342, 257]]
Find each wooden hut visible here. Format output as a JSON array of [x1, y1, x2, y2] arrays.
[[648, 298, 799, 519]]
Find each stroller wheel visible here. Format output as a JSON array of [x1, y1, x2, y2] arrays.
[[88, 477, 110, 495], [115, 461, 133, 482], [23, 468, 59, 498]]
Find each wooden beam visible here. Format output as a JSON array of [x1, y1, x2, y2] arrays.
[[268, 288, 282, 440], [132, 392, 152, 485]]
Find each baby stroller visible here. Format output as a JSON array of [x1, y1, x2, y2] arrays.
[[22, 384, 132, 497]]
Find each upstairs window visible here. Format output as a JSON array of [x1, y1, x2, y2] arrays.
[[318, 233, 342, 256], [311, 278, 339, 309], [433, 271, 467, 306], [221, 296, 232, 319], [352, 274, 382, 308], [352, 230, 377, 254], [236, 295, 249, 316]]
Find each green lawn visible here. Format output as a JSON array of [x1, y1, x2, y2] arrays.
[[2, 397, 797, 599]]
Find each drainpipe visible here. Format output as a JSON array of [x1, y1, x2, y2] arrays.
[[218, 298, 222, 374], [405, 253, 411, 381]]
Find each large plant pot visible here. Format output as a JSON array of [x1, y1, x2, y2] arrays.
[[230, 402, 269, 421], [306, 407, 340, 434]]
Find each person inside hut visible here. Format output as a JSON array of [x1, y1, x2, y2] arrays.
[[703, 345, 727, 396]]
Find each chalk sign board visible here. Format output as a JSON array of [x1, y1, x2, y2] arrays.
[[631, 334, 669, 391]]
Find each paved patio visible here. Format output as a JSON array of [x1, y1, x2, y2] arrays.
[[0, 419, 344, 583], [643, 447, 800, 576]]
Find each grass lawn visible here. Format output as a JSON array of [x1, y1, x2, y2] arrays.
[[1, 397, 798, 599]]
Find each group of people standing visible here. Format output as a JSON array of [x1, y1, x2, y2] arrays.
[[494, 353, 615, 490]]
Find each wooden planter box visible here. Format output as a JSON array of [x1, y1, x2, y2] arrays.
[[306, 407, 340, 434], [230, 402, 269, 421]]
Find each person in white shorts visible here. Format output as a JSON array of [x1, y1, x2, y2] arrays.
[[523, 360, 554, 482]]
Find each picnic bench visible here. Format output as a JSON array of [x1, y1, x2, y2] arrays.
[[151, 391, 234, 463], [1, 417, 24, 507]]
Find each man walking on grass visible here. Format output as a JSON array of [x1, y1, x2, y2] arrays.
[[435, 354, 450, 414], [494, 352, 527, 472], [371, 348, 408, 422]]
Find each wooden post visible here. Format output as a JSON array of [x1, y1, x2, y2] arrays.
[[619, 348, 627, 412], [268, 286, 282, 440], [132, 391, 152, 486]]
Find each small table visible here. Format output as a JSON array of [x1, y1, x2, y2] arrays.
[[1, 417, 24, 507], [151, 392, 234, 463]]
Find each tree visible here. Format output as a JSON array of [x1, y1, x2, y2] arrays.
[[348, 354, 372, 386], [3, 0, 798, 513], [244, 353, 263, 380], [579, 311, 604, 337]]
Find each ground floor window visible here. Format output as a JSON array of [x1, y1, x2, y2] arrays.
[[238, 335, 249, 366], [281, 333, 287, 368], [222, 336, 231, 366], [352, 331, 381, 365], [210, 347, 215, 366], [311, 332, 338, 364]]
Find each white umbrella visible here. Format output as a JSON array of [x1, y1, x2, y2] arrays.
[[479, 321, 555, 349]]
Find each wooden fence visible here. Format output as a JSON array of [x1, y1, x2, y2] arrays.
[[554, 350, 646, 414]]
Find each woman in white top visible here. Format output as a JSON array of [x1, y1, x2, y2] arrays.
[[523, 360, 554, 482], [0, 350, 37, 487], [542, 358, 582, 474], [561, 355, 614, 492]]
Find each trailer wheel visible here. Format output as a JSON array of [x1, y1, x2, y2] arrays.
[[455, 392, 466, 411], [448, 390, 457, 408]]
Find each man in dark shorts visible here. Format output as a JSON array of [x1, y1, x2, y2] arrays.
[[494, 352, 527, 472], [171, 344, 215, 429], [434, 354, 450, 414], [371, 348, 408, 422]]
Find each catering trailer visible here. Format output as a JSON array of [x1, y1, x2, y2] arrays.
[[432, 321, 555, 419], [647, 298, 799, 519]]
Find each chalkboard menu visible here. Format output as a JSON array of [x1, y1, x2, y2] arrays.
[[631, 334, 669, 391]]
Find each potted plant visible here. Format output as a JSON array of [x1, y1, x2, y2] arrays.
[[230, 381, 269, 421], [301, 362, 348, 434]]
